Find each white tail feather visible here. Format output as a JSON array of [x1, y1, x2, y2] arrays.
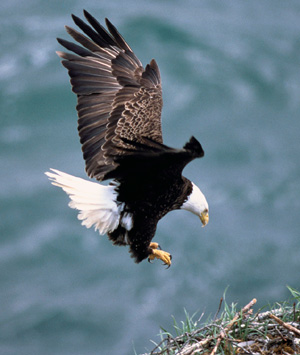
[[45, 169, 122, 235]]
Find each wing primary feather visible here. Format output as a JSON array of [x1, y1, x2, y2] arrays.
[[105, 18, 132, 52], [57, 37, 96, 58], [71, 14, 108, 48], [83, 10, 117, 47], [65, 26, 104, 53]]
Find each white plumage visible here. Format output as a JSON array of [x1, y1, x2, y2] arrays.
[[45, 169, 123, 235], [120, 212, 133, 231], [180, 182, 208, 216]]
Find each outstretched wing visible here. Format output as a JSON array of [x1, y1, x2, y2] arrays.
[[57, 10, 163, 181]]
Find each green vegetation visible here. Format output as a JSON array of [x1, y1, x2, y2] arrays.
[[144, 286, 300, 355]]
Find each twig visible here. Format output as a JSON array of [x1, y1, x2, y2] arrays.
[[176, 324, 225, 355], [214, 298, 223, 321], [269, 313, 300, 337], [209, 298, 257, 355], [178, 336, 214, 355]]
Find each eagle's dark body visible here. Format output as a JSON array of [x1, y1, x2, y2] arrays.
[[105, 136, 202, 261], [110, 171, 193, 262], [46, 11, 209, 266]]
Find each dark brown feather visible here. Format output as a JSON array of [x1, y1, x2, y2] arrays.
[[57, 10, 163, 181]]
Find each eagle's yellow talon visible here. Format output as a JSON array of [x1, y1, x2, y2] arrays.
[[148, 247, 172, 267]]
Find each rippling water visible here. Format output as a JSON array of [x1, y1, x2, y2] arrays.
[[1, 1, 300, 354]]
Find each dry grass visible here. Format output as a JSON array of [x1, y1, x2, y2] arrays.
[[142, 286, 300, 355]]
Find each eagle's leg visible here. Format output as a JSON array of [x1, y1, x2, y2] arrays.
[[149, 242, 161, 250], [148, 242, 172, 268]]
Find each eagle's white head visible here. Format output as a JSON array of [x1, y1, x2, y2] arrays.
[[181, 182, 209, 226]]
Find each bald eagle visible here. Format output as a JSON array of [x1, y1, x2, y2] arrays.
[[46, 10, 209, 267]]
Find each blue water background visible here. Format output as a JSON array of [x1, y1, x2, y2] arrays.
[[1, 1, 300, 354]]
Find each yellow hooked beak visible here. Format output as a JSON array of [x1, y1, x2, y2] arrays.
[[200, 210, 209, 227]]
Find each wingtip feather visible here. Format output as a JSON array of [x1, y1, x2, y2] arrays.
[[183, 136, 205, 157]]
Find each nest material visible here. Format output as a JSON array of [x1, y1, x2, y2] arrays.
[[147, 299, 300, 355]]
